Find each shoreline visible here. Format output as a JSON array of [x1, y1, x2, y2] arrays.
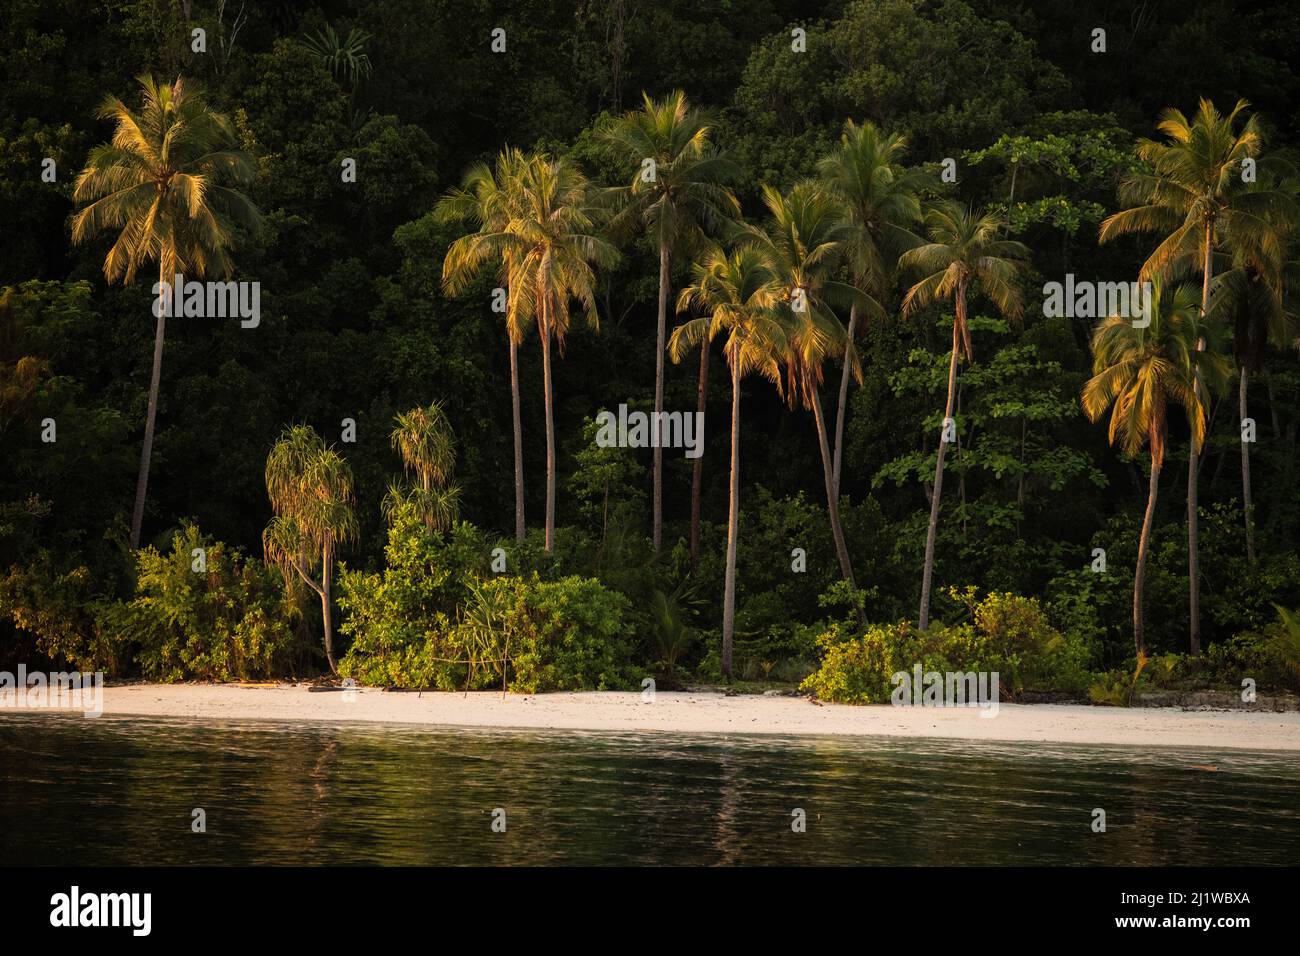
[[4, 684, 1299, 751]]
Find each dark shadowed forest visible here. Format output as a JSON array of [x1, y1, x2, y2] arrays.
[[3, 0, 1299, 703]]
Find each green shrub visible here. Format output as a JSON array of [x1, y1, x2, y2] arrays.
[[339, 509, 634, 692], [799, 622, 914, 704], [96, 523, 300, 682], [0, 553, 123, 672], [501, 574, 634, 693], [337, 508, 484, 689], [800, 588, 1092, 703]]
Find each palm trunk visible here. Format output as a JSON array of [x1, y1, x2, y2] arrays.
[[129, 259, 169, 549], [831, 302, 856, 501], [652, 243, 669, 553], [321, 541, 337, 673], [811, 387, 859, 612], [1188, 224, 1213, 656], [1134, 453, 1161, 657], [540, 296, 557, 552], [722, 361, 740, 680], [919, 293, 963, 630], [1240, 365, 1255, 564], [1188, 378, 1202, 656], [510, 337, 525, 543], [689, 335, 709, 573]]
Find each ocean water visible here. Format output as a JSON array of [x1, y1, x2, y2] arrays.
[[1, 714, 1297, 865]]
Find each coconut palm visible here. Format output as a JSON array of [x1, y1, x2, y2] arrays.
[[817, 120, 925, 500], [670, 244, 786, 678], [508, 153, 620, 551], [1099, 98, 1296, 652], [383, 402, 461, 532], [601, 90, 741, 556], [900, 200, 1029, 630], [746, 182, 879, 607], [70, 74, 261, 550], [262, 425, 358, 674], [436, 148, 533, 543], [1082, 282, 1229, 655], [1209, 163, 1300, 563]]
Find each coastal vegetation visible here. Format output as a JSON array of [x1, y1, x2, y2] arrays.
[[3, 0, 1300, 705]]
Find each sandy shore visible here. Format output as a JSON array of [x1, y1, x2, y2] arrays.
[[5, 683, 1299, 750]]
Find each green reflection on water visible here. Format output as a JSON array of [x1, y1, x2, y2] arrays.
[[1, 715, 1297, 865]]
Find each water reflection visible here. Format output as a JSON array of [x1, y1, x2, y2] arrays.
[[0, 715, 1297, 865]]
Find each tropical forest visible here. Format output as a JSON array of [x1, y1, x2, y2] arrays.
[[3, 0, 1300, 707]]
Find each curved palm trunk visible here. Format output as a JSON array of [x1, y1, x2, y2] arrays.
[[722, 361, 740, 680], [919, 295, 963, 630], [652, 243, 669, 553], [510, 338, 525, 543], [689, 336, 709, 573], [1240, 365, 1256, 564], [129, 259, 169, 549], [321, 541, 336, 673], [811, 387, 859, 609], [1134, 454, 1161, 657], [540, 298, 557, 553]]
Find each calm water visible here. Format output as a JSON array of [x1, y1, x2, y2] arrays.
[[1, 714, 1297, 865]]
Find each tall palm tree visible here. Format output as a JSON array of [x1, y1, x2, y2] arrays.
[[263, 425, 358, 674], [383, 402, 461, 532], [900, 200, 1029, 630], [601, 90, 740, 556], [817, 120, 925, 501], [436, 148, 533, 543], [670, 244, 786, 678], [748, 182, 880, 605], [1099, 98, 1295, 652], [70, 74, 260, 550], [1082, 282, 1228, 655], [1209, 163, 1300, 563], [508, 153, 620, 552]]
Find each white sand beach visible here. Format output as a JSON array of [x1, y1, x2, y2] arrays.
[[6, 683, 1298, 750]]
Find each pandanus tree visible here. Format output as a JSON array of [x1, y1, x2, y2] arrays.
[[900, 200, 1029, 630], [1099, 98, 1295, 652], [601, 90, 741, 558], [383, 402, 461, 532], [816, 120, 925, 501], [70, 74, 260, 550], [263, 425, 358, 674], [1082, 282, 1230, 655], [748, 182, 880, 606], [509, 154, 620, 552], [436, 148, 533, 543], [670, 244, 786, 678]]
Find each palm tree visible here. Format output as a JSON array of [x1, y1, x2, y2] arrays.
[[300, 24, 373, 87], [1209, 163, 1300, 563], [508, 153, 620, 551], [436, 148, 533, 543], [383, 402, 461, 532], [817, 120, 925, 501], [263, 425, 358, 674], [70, 74, 260, 550], [670, 244, 786, 678], [747, 182, 879, 605], [601, 90, 740, 556], [900, 200, 1029, 630], [1082, 282, 1229, 655], [1099, 98, 1295, 652]]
